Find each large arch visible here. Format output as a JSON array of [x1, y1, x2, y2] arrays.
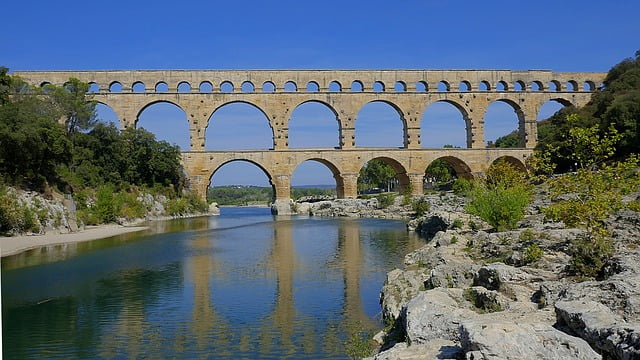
[[484, 99, 523, 148], [291, 159, 339, 197], [358, 156, 410, 193], [207, 160, 275, 204], [421, 100, 469, 148], [288, 101, 340, 148], [537, 98, 574, 121], [491, 156, 527, 173], [205, 101, 273, 150], [354, 101, 405, 148], [136, 101, 190, 151], [94, 102, 120, 129], [425, 156, 473, 180]]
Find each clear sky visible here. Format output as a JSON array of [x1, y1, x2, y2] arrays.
[[3, 0, 639, 187]]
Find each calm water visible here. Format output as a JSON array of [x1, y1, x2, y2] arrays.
[[2, 207, 424, 359]]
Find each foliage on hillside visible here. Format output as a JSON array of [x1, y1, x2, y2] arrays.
[[207, 185, 335, 205], [537, 51, 640, 170]]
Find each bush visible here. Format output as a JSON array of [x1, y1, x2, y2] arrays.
[[451, 219, 463, 229], [411, 198, 430, 216], [523, 243, 543, 264], [452, 178, 473, 196], [376, 193, 395, 209], [466, 184, 531, 231], [93, 185, 117, 223], [568, 235, 613, 278]]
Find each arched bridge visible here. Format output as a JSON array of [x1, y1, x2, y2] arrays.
[[15, 69, 606, 205]]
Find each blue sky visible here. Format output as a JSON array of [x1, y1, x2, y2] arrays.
[[4, 0, 639, 187]]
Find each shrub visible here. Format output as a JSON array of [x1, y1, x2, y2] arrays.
[[523, 243, 543, 264], [376, 193, 395, 209], [486, 160, 527, 189], [93, 185, 117, 223], [568, 235, 613, 278], [451, 219, 463, 229], [452, 178, 473, 196], [519, 229, 536, 242], [628, 200, 640, 212], [411, 198, 430, 216], [466, 184, 531, 231]]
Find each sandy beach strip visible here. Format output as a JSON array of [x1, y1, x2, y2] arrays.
[[0, 224, 148, 258]]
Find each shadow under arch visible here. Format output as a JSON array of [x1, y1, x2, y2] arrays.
[[205, 100, 274, 150], [425, 156, 473, 180], [359, 156, 411, 193], [491, 155, 528, 173], [288, 100, 340, 149], [136, 100, 190, 151], [355, 100, 406, 148], [207, 159, 276, 202], [421, 99, 472, 148], [291, 158, 341, 197]]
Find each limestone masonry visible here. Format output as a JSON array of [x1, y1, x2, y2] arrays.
[[14, 70, 606, 200]]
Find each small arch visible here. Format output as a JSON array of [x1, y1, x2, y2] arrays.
[[583, 81, 596, 91], [155, 82, 169, 93], [514, 80, 525, 91], [40, 81, 52, 88], [491, 156, 527, 173], [437, 81, 450, 92], [479, 81, 490, 91], [329, 81, 342, 92], [531, 81, 543, 91], [220, 81, 234, 93], [284, 81, 297, 92], [416, 81, 428, 92], [496, 81, 508, 91], [566, 80, 578, 92], [132, 81, 145, 93], [109, 81, 122, 93], [262, 81, 276, 92], [241, 81, 255, 93], [350, 80, 363, 92], [548, 80, 561, 92], [88, 82, 100, 93], [199, 81, 213, 93], [373, 81, 385, 92], [306, 81, 319, 92], [177, 81, 191, 93], [426, 156, 473, 180], [394, 81, 406, 92], [459, 81, 471, 92]]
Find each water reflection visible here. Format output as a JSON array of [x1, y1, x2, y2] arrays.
[[2, 209, 424, 359]]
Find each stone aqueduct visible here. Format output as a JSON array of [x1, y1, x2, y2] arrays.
[[15, 70, 606, 205]]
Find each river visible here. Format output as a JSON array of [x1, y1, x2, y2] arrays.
[[2, 207, 425, 359]]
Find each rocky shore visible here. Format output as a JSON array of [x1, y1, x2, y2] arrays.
[[293, 191, 640, 359]]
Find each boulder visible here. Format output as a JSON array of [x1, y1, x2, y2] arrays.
[[366, 340, 462, 360], [555, 300, 640, 360], [380, 268, 430, 322], [460, 319, 601, 360]]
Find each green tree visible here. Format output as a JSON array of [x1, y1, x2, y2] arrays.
[[494, 130, 519, 148], [49, 78, 97, 136], [358, 159, 395, 189], [425, 159, 456, 183]]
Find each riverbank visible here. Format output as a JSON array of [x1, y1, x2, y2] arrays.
[[0, 224, 148, 257]]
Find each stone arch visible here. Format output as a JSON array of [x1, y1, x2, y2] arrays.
[[484, 99, 524, 148], [459, 81, 471, 92], [306, 81, 319, 92], [241, 81, 255, 93], [491, 155, 527, 173], [155, 81, 169, 93], [199, 81, 213, 93], [132, 81, 145, 93], [291, 158, 341, 196], [136, 100, 190, 150], [566, 80, 578, 92], [373, 81, 385, 92], [351, 80, 363, 92], [583, 81, 596, 91], [354, 100, 406, 147], [288, 100, 340, 148], [549, 80, 561, 92], [109, 81, 122, 93], [177, 81, 191, 93], [262, 81, 276, 92], [496, 81, 508, 91], [394, 81, 406, 92], [531, 81, 543, 91], [284, 81, 297, 92], [536, 98, 574, 121], [329, 81, 342, 92], [88, 82, 100, 93], [437, 81, 450, 92], [359, 156, 411, 193], [479, 81, 491, 91], [205, 101, 273, 150], [514, 80, 526, 91], [425, 156, 473, 179], [208, 159, 276, 201], [220, 81, 234, 93], [421, 99, 471, 148], [94, 101, 121, 129], [416, 81, 428, 92]]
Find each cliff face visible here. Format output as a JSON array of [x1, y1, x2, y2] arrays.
[[370, 194, 640, 360]]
